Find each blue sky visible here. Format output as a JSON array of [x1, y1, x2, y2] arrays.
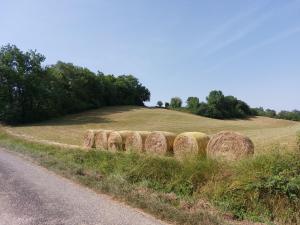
[[1, 0, 300, 111]]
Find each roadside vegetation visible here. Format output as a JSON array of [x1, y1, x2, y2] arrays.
[[1, 130, 300, 225]]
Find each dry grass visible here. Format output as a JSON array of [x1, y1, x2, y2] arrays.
[[3, 106, 300, 153]]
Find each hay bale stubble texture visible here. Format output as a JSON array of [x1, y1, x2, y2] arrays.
[[125, 131, 151, 152], [83, 130, 96, 148], [144, 131, 176, 155], [173, 132, 210, 159], [207, 131, 254, 161], [108, 131, 132, 151], [94, 130, 113, 150]]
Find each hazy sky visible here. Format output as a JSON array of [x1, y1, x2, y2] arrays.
[[1, 0, 300, 111]]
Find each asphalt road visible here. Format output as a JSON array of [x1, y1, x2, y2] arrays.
[[0, 148, 166, 225]]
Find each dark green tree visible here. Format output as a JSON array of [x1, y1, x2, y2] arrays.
[[170, 97, 182, 109], [0, 44, 151, 124], [196, 90, 252, 119], [157, 101, 163, 107], [186, 97, 200, 113], [0, 44, 49, 123], [265, 109, 277, 118], [205, 90, 226, 118]]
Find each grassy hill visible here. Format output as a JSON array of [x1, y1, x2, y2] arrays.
[[4, 106, 300, 153], [2, 106, 300, 224]]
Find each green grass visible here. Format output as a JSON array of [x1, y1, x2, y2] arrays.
[[0, 130, 223, 225], [3, 106, 300, 153], [297, 131, 300, 151], [203, 150, 300, 224], [1, 129, 300, 224]]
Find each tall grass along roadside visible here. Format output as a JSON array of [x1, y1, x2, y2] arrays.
[[202, 150, 300, 224], [1, 130, 300, 224], [0, 130, 223, 225], [297, 131, 300, 151]]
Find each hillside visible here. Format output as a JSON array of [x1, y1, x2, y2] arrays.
[[4, 106, 300, 153]]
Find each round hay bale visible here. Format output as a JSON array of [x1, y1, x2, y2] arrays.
[[173, 132, 210, 159], [125, 131, 151, 152], [144, 131, 176, 155], [207, 131, 254, 161], [94, 130, 113, 150], [83, 129, 96, 148], [108, 131, 132, 152]]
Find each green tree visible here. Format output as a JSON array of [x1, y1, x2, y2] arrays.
[[157, 101, 163, 107], [170, 97, 182, 109], [0, 44, 48, 123], [0, 44, 151, 124], [205, 90, 225, 119], [165, 102, 170, 108], [265, 109, 277, 118], [186, 97, 200, 113], [197, 90, 252, 119]]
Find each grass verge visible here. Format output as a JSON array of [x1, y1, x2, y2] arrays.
[[0, 130, 300, 224], [203, 150, 300, 224], [297, 131, 300, 151], [0, 130, 223, 225]]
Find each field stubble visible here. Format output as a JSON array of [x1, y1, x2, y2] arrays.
[[3, 106, 300, 154]]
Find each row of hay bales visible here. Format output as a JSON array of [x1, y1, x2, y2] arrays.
[[83, 130, 254, 160]]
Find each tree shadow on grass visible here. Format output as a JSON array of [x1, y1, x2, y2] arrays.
[[13, 106, 143, 127], [216, 116, 258, 121]]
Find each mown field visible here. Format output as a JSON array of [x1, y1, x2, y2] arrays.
[[3, 106, 300, 153], [1, 106, 300, 224]]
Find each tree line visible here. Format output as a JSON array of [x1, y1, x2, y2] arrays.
[[157, 90, 252, 119], [0, 44, 150, 124], [252, 107, 300, 121], [157, 91, 300, 121]]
